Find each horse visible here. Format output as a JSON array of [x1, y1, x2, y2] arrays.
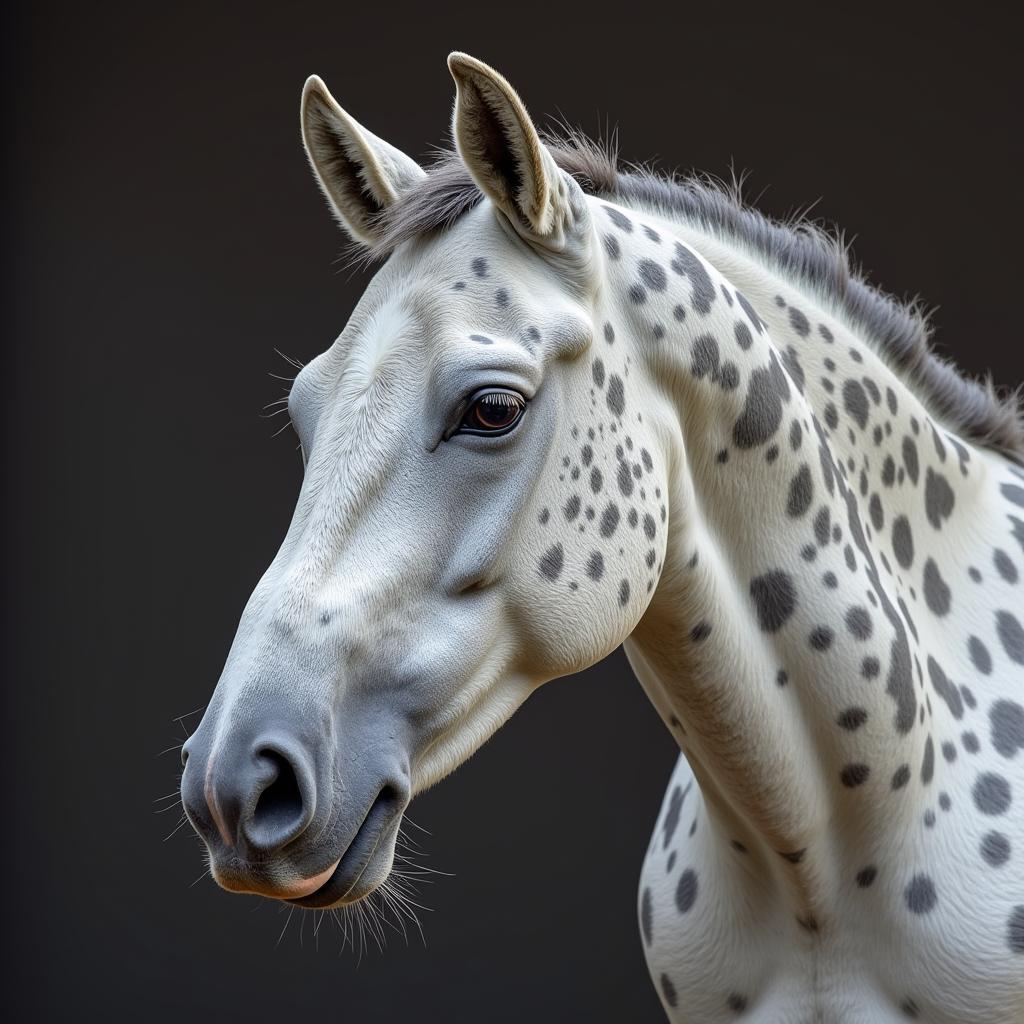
[[179, 52, 1024, 1022]]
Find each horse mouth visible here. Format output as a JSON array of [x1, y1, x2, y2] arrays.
[[286, 788, 401, 910]]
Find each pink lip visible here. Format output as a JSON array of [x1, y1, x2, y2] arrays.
[[213, 859, 341, 900]]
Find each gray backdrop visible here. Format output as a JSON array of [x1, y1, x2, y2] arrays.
[[6, 2, 1022, 1020]]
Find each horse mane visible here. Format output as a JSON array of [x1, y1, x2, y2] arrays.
[[369, 130, 1024, 464]]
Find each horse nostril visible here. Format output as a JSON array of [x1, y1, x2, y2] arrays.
[[247, 748, 310, 852]]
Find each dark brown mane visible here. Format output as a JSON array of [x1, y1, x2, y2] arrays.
[[370, 131, 1024, 463]]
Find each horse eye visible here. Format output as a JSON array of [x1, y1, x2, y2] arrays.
[[458, 388, 527, 436]]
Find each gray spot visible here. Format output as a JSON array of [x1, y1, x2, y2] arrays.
[[1008, 906, 1024, 953], [727, 994, 748, 1013], [606, 374, 625, 417], [660, 973, 677, 1008], [592, 358, 605, 389], [997, 610, 1024, 664], [981, 831, 1011, 867], [838, 707, 868, 730], [892, 764, 911, 789], [638, 258, 667, 291], [921, 735, 934, 784], [902, 437, 919, 485], [602, 234, 620, 260], [869, 493, 884, 531], [471, 257, 488, 277], [994, 549, 1019, 583], [691, 334, 721, 382], [585, 551, 604, 582], [924, 468, 955, 529], [670, 243, 716, 314], [892, 516, 915, 569], [845, 606, 873, 640], [814, 506, 831, 546], [732, 351, 791, 449], [973, 772, 1012, 815], [840, 763, 870, 787], [922, 558, 951, 616], [538, 544, 564, 581], [643, 513, 656, 540], [736, 291, 764, 333], [786, 464, 813, 517], [675, 868, 698, 913], [810, 626, 834, 651], [856, 866, 877, 887], [603, 322, 615, 344], [1001, 483, 1024, 508], [927, 656, 963, 719], [617, 461, 634, 497], [843, 379, 869, 430], [750, 571, 797, 633], [734, 321, 753, 350], [661, 783, 687, 848], [990, 700, 1024, 759], [641, 887, 653, 944], [590, 466, 603, 493], [788, 306, 810, 336], [469, 333, 493, 345], [599, 503, 620, 538], [904, 874, 937, 914], [563, 495, 581, 522], [690, 621, 712, 642], [618, 579, 631, 606], [603, 206, 633, 232]]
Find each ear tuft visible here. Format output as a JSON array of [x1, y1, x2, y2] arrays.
[[301, 75, 425, 246]]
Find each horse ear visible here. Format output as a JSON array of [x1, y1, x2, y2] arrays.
[[301, 75, 425, 246], [447, 53, 588, 253]]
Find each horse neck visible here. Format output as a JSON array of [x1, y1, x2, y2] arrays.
[[608, 205, 992, 861]]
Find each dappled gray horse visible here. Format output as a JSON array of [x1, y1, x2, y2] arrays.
[[180, 53, 1024, 1022]]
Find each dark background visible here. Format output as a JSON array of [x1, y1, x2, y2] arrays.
[[6, 2, 1022, 1021]]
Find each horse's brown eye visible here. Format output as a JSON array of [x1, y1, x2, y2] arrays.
[[458, 388, 527, 436]]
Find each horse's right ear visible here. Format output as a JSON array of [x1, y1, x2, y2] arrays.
[[300, 76, 425, 246]]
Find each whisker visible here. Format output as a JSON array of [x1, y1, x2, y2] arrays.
[[163, 814, 191, 842], [276, 907, 295, 948]]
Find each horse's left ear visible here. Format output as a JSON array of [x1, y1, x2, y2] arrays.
[[447, 53, 590, 254]]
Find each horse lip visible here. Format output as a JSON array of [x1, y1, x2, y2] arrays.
[[213, 858, 342, 900], [286, 797, 397, 909], [275, 860, 342, 899]]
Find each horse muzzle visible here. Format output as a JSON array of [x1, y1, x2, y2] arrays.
[[180, 706, 410, 907]]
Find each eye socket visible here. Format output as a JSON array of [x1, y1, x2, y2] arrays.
[[457, 388, 527, 437]]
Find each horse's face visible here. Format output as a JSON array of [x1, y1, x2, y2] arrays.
[[181, 55, 668, 908]]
